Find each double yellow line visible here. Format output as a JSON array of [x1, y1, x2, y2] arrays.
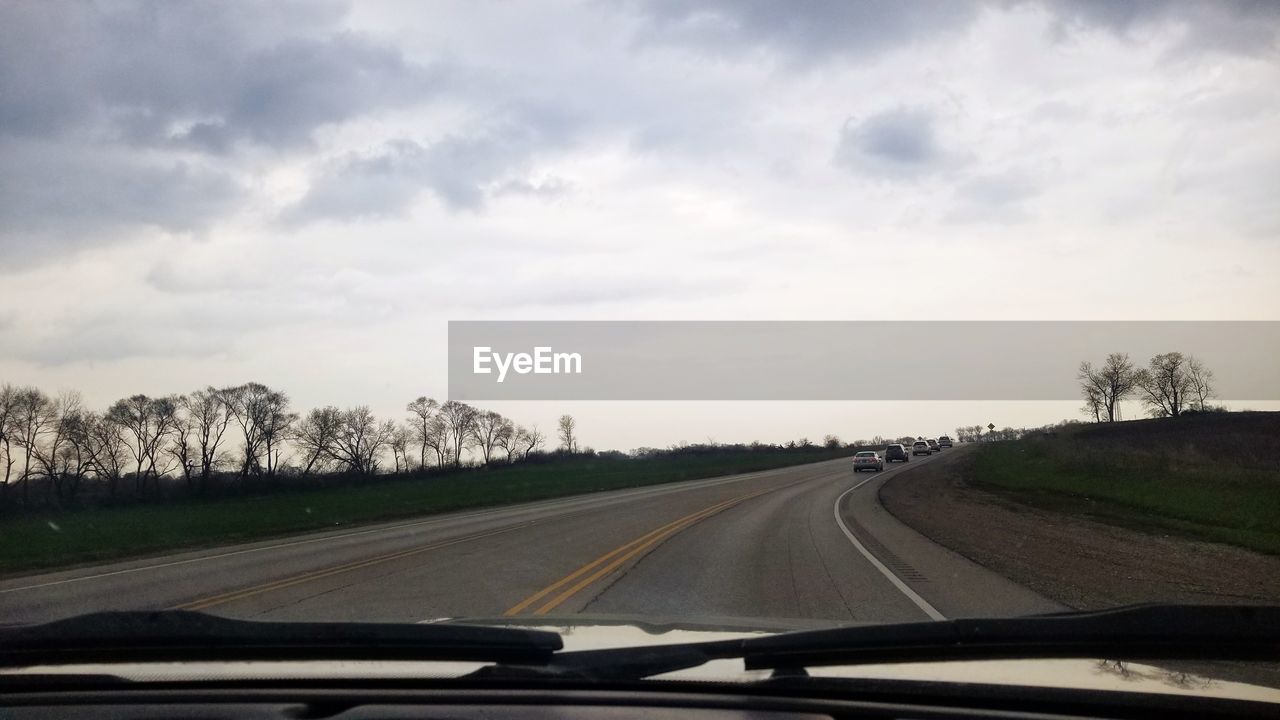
[[172, 524, 530, 611], [504, 482, 794, 616], [174, 466, 836, 614]]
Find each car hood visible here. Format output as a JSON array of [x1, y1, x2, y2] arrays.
[[5, 615, 1278, 704]]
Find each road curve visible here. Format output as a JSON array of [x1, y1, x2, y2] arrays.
[[0, 448, 1061, 626]]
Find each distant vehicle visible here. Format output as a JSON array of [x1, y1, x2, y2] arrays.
[[938, 436, 953, 448], [885, 444, 909, 463], [927, 439, 940, 452], [912, 441, 931, 456], [852, 450, 884, 472]]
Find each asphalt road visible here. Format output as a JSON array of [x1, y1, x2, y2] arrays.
[[0, 447, 1062, 627]]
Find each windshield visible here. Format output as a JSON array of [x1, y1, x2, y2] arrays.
[[1, 0, 1279, 701]]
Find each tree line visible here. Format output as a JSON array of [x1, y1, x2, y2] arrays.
[[1077, 352, 1217, 422], [0, 381, 586, 510]]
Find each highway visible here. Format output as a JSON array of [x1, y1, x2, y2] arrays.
[[0, 448, 1062, 627]]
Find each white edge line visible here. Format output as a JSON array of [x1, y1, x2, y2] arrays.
[[2, 455, 849, 595], [834, 471, 946, 622]]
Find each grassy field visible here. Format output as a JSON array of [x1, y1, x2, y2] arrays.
[[970, 412, 1280, 554], [0, 447, 853, 577]]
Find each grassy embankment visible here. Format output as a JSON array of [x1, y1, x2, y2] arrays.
[[970, 411, 1280, 554], [0, 447, 853, 576]]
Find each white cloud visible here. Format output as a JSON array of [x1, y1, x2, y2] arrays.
[[1, 0, 1278, 447]]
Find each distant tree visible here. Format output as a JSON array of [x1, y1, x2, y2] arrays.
[[33, 392, 89, 506], [105, 394, 178, 497], [389, 422, 412, 473], [10, 387, 54, 505], [1136, 352, 1193, 418], [439, 400, 479, 466], [1082, 386, 1104, 423], [871, 435, 885, 446], [521, 424, 545, 459], [822, 434, 841, 449], [181, 387, 236, 494], [472, 410, 512, 464], [1187, 356, 1216, 411], [1078, 353, 1140, 423], [0, 384, 17, 502], [423, 415, 451, 467], [166, 396, 196, 492], [86, 412, 128, 500], [406, 396, 439, 469], [294, 406, 342, 477], [557, 414, 578, 453], [331, 407, 391, 476], [498, 422, 525, 463]]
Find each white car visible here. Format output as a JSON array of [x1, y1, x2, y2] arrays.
[[911, 441, 931, 456], [852, 451, 884, 472]]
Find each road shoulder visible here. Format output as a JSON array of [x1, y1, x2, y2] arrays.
[[878, 447, 1280, 609]]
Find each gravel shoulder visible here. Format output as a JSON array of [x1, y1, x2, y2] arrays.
[[878, 447, 1280, 610]]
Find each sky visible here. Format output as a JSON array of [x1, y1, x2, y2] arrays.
[[1, 0, 1278, 452]]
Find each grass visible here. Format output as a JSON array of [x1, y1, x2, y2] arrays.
[[0, 447, 853, 577], [970, 412, 1280, 554]]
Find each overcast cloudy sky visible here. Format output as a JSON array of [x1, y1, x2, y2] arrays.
[[2, 0, 1278, 449]]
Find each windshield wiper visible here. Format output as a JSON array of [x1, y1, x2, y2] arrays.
[[470, 604, 1280, 680], [0, 610, 562, 666]]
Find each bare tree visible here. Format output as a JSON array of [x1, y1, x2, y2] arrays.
[[260, 392, 296, 482], [86, 412, 128, 500], [33, 392, 88, 506], [822, 434, 841, 449], [182, 387, 235, 494], [521, 425, 545, 459], [105, 394, 179, 498], [422, 415, 451, 468], [227, 382, 292, 483], [0, 384, 16, 502], [471, 410, 512, 465], [293, 406, 342, 477], [557, 414, 577, 453], [501, 424, 528, 463], [1187, 356, 1216, 411], [406, 396, 439, 470], [1136, 352, 1193, 418], [439, 400, 478, 467], [1078, 353, 1139, 423], [11, 386, 55, 506], [167, 397, 196, 491], [1081, 384, 1104, 423], [331, 407, 392, 476], [389, 423, 412, 473]]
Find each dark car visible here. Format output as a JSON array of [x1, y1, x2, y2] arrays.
[[885, 443, 909, 462]]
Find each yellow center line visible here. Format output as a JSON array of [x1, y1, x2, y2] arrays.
[[502, 495, 745, 616], [507, 471, 831, 617], [532, 491, 769, 615]]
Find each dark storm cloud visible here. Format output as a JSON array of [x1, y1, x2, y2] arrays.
[[0, 1, 439, 149], [834, 108, 952, 179], [0, 0, 441, 265], [0, 140, 242, 264]]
